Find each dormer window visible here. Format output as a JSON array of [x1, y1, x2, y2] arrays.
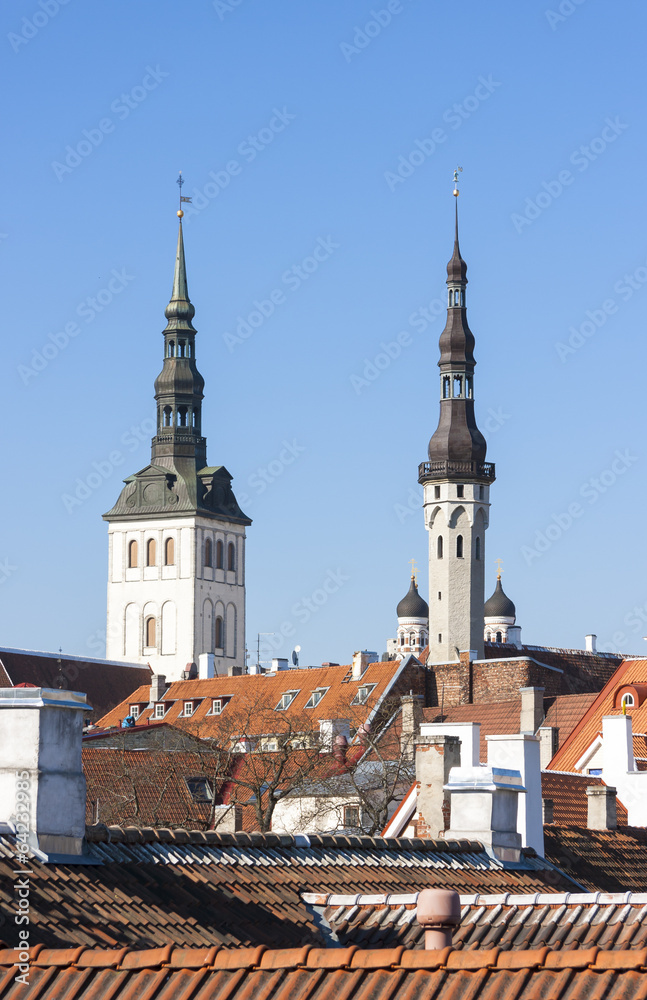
[[212, 698, 223, 715], [305, 688, 328, 709], [154, 703, 166, 719], [621, 693, 635, 709], [183, 701, 194, 717], [276, 691, 298, 711], [352, 683, 376, 706], [129, 705, 140, 719]]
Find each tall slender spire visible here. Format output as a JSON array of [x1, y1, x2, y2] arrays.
[[151, 213, 206, 470], [420, 183, 491, 475]]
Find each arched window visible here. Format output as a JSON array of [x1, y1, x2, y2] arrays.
[[215, 616, 224, 649], [437, 536, 443, 559], [128, 540, 138, 568], [442, 376, 450, 399], [146, 538, 156, 566], [163, 406, 172, 427], [475, 536, 481, 560], [145, 616, 156, 648], [168, 340, 175, 358], [165, 537, 175, 566], [456, 535, 463, 558], [227, 542, 236, 571], [216, 539, 224, 569], [178, 340, 186, 358], [204, 538, 213, 568], [621, 692, 635, 709], [496, 631, 503, 643], [177, 405, 188, 427]]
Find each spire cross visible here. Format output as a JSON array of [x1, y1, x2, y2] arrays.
[[409, 558, 418, 583], [495, 557, 503, 581], [177, 171, 192, 216]]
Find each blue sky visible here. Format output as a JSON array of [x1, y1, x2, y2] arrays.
[[2, 0, 646, 666]]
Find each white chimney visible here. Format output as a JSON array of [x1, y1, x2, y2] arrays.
[[149, 674, 166, 702], [486, 733, 544, 857], [585, 634, 597, 653], [520, 687, 544, 734], [586, 785, 617, 830], [198, 653, 215, 679], [538, 726, 559, 768], [442, 765, 524, 862], [507, 626, 522, 649], [420, 721, 481, 767], [272, 658, 290, 672], [0, 687, 89, 857], [352, 650, 377, 680]]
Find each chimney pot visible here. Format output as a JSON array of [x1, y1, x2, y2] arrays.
[[417, 888, 461, 949]]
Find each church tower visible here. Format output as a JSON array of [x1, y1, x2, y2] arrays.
[[419, 184, 495, 663], [104, 208, 251, 681]]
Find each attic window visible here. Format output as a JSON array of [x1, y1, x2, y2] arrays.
[[621, 693, 635, 709], [344, 805, 360, 827], [129, 705, 140, 719], [212, 698, 223, 715], [305, 688, 328, 709], [352, 683, 376, 706], [154, 703, 166, 719], [183, 701, 194, 717], [276, 691, 298, 711], [186, 777, 214, 803]]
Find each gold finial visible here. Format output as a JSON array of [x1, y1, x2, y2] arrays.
[[177, 170, 191, 218], [495, 557, 503, 581], [453, 166, 462, 197], [409, 558, 418, 583]]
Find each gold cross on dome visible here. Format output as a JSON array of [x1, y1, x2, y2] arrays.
[[495, 557, 503, 581], [409, 558, 418, 583]]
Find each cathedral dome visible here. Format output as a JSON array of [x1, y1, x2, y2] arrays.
[[484, 578, 516, 619], [397, 578, 429, 619]]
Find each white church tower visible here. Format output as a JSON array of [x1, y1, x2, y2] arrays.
[[418, 182, 495, 664], [103, 206, 251, 681]]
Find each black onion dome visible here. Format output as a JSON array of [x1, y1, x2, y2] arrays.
[[484, 578, 516, 618], [397, 578, 429, 619]]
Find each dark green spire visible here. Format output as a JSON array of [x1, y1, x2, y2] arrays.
[[163, 220, 197, 334]]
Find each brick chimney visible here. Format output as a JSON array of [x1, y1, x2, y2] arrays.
[[587, 785, 617, 830], [414, 734, 461, 837], [519, 686, 544, 734], [0, 687, 89, 857], [352, 651, 376, 680]]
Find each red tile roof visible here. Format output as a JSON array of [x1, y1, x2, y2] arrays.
[[95, 659, 411, 737], [0, 647, 151, 721], [2, 943, 645, 999], [543, 825, 647, 892], [305, 890, 647, 951], [0, 827, 577, 951], [549, 659, 647, 772], [541, 771, 628, 827]]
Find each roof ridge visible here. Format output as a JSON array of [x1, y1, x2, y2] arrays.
[[3, 942, 647, 972], [302, 890, 647, 907], [84, 824, 483, 853]]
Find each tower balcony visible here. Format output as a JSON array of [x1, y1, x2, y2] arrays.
[[418, 459, 495, 484]]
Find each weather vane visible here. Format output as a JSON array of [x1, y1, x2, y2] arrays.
[[409, 557, 418, 583], [453, 166, 463, 197], [176, 171, 192, 217], [495, 557, 503, 581]]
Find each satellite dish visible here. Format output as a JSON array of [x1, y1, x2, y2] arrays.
[[292, 648, 299, 666]]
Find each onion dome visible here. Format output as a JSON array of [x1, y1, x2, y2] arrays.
[[397, 577, 429, 619], [484, 578, 516, 619]]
